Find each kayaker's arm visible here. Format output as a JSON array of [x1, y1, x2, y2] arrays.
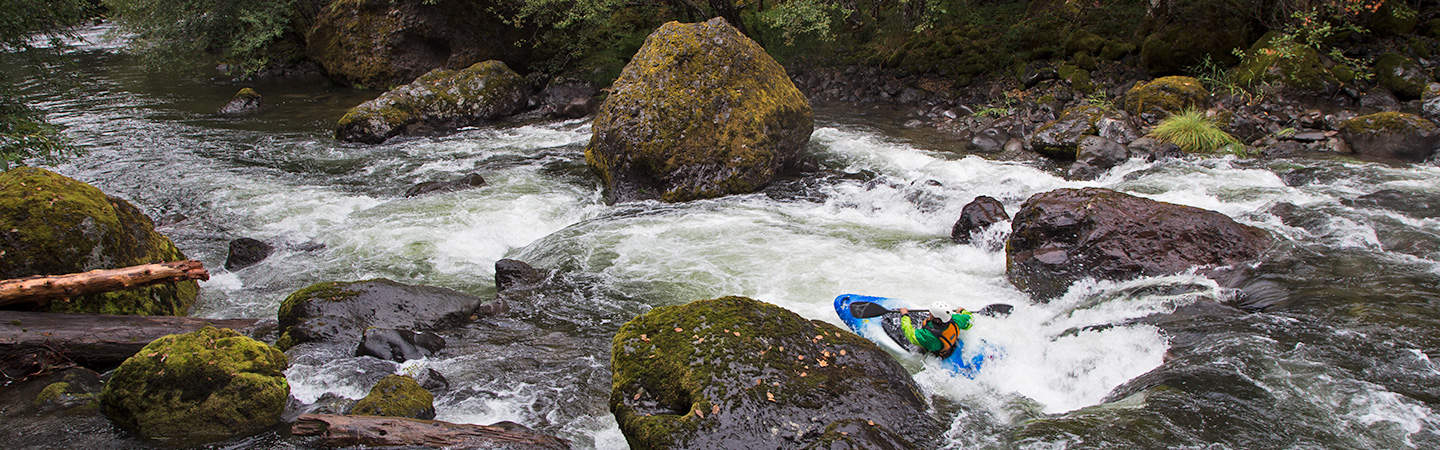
[[900, 315, 922, 346], [902, 315, 945, 353]]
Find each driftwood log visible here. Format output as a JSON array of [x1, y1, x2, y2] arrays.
[[0, 311, 258, 380], [0, 260, 210, 307], [290, 414, 571, 449]]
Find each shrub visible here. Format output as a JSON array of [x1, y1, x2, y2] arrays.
[[1149, 110, 1246, 156]]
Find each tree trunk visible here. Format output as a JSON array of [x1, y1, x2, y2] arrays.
[[0, 311, 259, 380], [290, 414, 571, 449], [0, 260, 210, 307]]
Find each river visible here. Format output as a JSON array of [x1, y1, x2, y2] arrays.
[[5, 24, 1440, 448]]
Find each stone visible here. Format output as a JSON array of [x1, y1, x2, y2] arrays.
[[951, 196, 1010, 245], [1344, 189, 1440, 220], [495, 258, 545, 292], [1029, 104, 1106, 160], [1067, 136, 1130, 181], [1361, 89, 1401, 112], [217, 88, 261, 116], [534, 78, 599, 119], [357, 328, 446, 362], [336, 60, 529, 144], [276, 279, 503, 352], [225, 237, 273, 271], [99, 327, 288, 445], [585, 18, 813, 203], [1121, 76, 1208, 118], [1006, 188, 1271, 300], [1232, 33, 1341, 95], [403, 173, 487, 197], [1375, 53, 1428, 101], [970, 127, 1010, 153], [1339, 112, 1439, 162], [610, 296, 938, 449], [0, 168, 197, 315], [350, 375, 436, 420], [1126, 136, 1183, 161], [1421, 83, 1440, 122]]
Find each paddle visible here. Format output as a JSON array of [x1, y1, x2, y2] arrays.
[[850, 301, 1013, 319]]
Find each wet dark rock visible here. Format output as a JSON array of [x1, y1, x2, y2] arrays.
[[336, 61, 529, 144], [357, 328, 446, 362], [1339, 112, 1439, 162], [1068, 136, 1130, 181], [495, 258, 545, 292], [404, 173, 487, 197], [585, 18, 812, 203], [535, 79, 599, 119], [1361, 90, 1401, 112], [1287, 131, 1329, 142], [218, 88, 262, 116], [610, 296, 938, 449], [415, 368, 450, 393], [276, 279, 504, 353], [225, 237, 274, 271], [1345, 189, 1440, 220], [1029, 105, 1105, 160], [1096, 114, 1140, 145], [1279, 167, 1324, 187], [0, 367, 121, 447], [1261, 141, 1308, 159], [1006, 188, 1272, 300], [951, 196, 1009, 245], [970, 128, 1010, 153], [300, 392, 357, 416], [1125, 137, 1183, 161]]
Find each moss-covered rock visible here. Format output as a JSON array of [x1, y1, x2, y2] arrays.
[[99, 327, 288, 445], [1231, 33, 1342, 95], [585, 18, 814, 203], [1121, 76, 1208, 117], [1029, 104, 1109, 160], [1339, 112, 1439, 162], [1374, 53, 1428, 101], [305, 0, 527, 89], [610, 296, 938, 449], [349, 374, 436, 419], [218, 88, 262, 116], [276, 279, 500, 353], [335, 60, 529, 144], [1138, 0, 1255, 75], [0, 168, 197, 315]]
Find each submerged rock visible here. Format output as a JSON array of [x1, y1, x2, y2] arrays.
[[1339, 112, 1438, 162], [99, 326, 288, 445], [610, 296, 938, 449], [276, 279, 503, 352], [404, 173, 487, 197], [585, 18, 813, 203], [357, 328, 446, 362], [1006, 188, 1271, 300], [218, 88, 262, 116], [350, 374, 436, 420], [951, 195, 1009, 245], [336, 60, 529, 144], [0, 168, 197, 315], [225, 237, 273, 271]]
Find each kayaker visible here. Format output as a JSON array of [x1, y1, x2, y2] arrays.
[[897, 307, 973, 358]]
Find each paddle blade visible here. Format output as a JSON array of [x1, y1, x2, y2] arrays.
[[977, 303, 1013, 317], [849, 301, 893, 319]]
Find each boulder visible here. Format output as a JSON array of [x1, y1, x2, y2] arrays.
[[495, 258, 545, 292], [1068, 136, 1130, 181], [951, 196, 1009, 245], [349, 374, 436, 420], [99, 327, 288, 445], [404, 173, 487, 197], [1006, 188, 1271, 300], [1421, 84, 1440, 122], [0, 168, 197, 315], [225, 237, 273, 271], [305, 0, 527, 89], [336, 60, 529, 144], [276, 279, 504, 352], [357, 328, 446, 362], [1375, 53, 1428, 101], [218, 88, 262, 116], [1029, 104, 1106, 160], [1121, 76, 1208, 118], [610, 296, 938, 449], [1339, 112, 1438, 162], [535, 78, 599, 119], [1232, 33, 1342, 96], [585, 18, 814, 203]]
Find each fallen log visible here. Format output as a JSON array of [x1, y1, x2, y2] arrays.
[[0, 311, 259, 379], [0, 260, 210, 307], [290, 414, 571, 449]]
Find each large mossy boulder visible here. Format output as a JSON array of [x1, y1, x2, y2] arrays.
[[276, 279, 503, 353], [1121, 76, 1208, 117], [1138, 0, 1256, 75], [306, 0, 527, 89], [350, 374, 436, 419], [0, 168, 197, 315], [1374, 53, 1428, 101], [99, 327, 288, 445], [610, 296, 938, 449], [336, 60, 529, 144], [585, 18, 814, 203], [1006, 188, 1271, 300], [1232, 33, 1344, 95], [1339, 112, 1439, 162]]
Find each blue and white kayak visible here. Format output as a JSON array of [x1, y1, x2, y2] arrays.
[[834, 293, 997, 378]]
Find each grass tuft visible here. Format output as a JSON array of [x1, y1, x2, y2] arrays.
[[1149, 110, 1247, 156]]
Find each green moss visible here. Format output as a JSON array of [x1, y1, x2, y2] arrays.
[[0, 168, 196, 315], [1340, 112, 1437, 135], [350, 375, 435, 419], [1231, 33, 1340, 94], [99, 327, 289, 445], [34, 382, 72, 406], [1374, 53, 1426, 101], [306, 0, 407, 89], [336, 60, 528, 143], [234, 88, 260, 100], [1059, 63, 1094, 93], [1122, 76, 1208, 116]]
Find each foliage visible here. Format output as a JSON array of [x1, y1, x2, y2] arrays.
[[0, 95, 75, 170], [0, 0, 97, 171], [758, 0, 851, 45], [104, 0, 300, 76], [0, 0, 98, 50], [1231, 6, 1376, 90], [1188, 55, 1251, 98], [1149, 110, 1246, 156]]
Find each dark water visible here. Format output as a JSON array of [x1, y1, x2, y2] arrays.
[[3, 24, 1440, 449]]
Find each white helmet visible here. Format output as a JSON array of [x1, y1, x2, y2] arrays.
[[930, 308, 951, 322]]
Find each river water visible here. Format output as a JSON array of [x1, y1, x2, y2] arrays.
[[5, 25, 1440, 448]]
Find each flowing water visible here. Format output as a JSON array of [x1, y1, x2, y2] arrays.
[[5, 25, 1440, 448]]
